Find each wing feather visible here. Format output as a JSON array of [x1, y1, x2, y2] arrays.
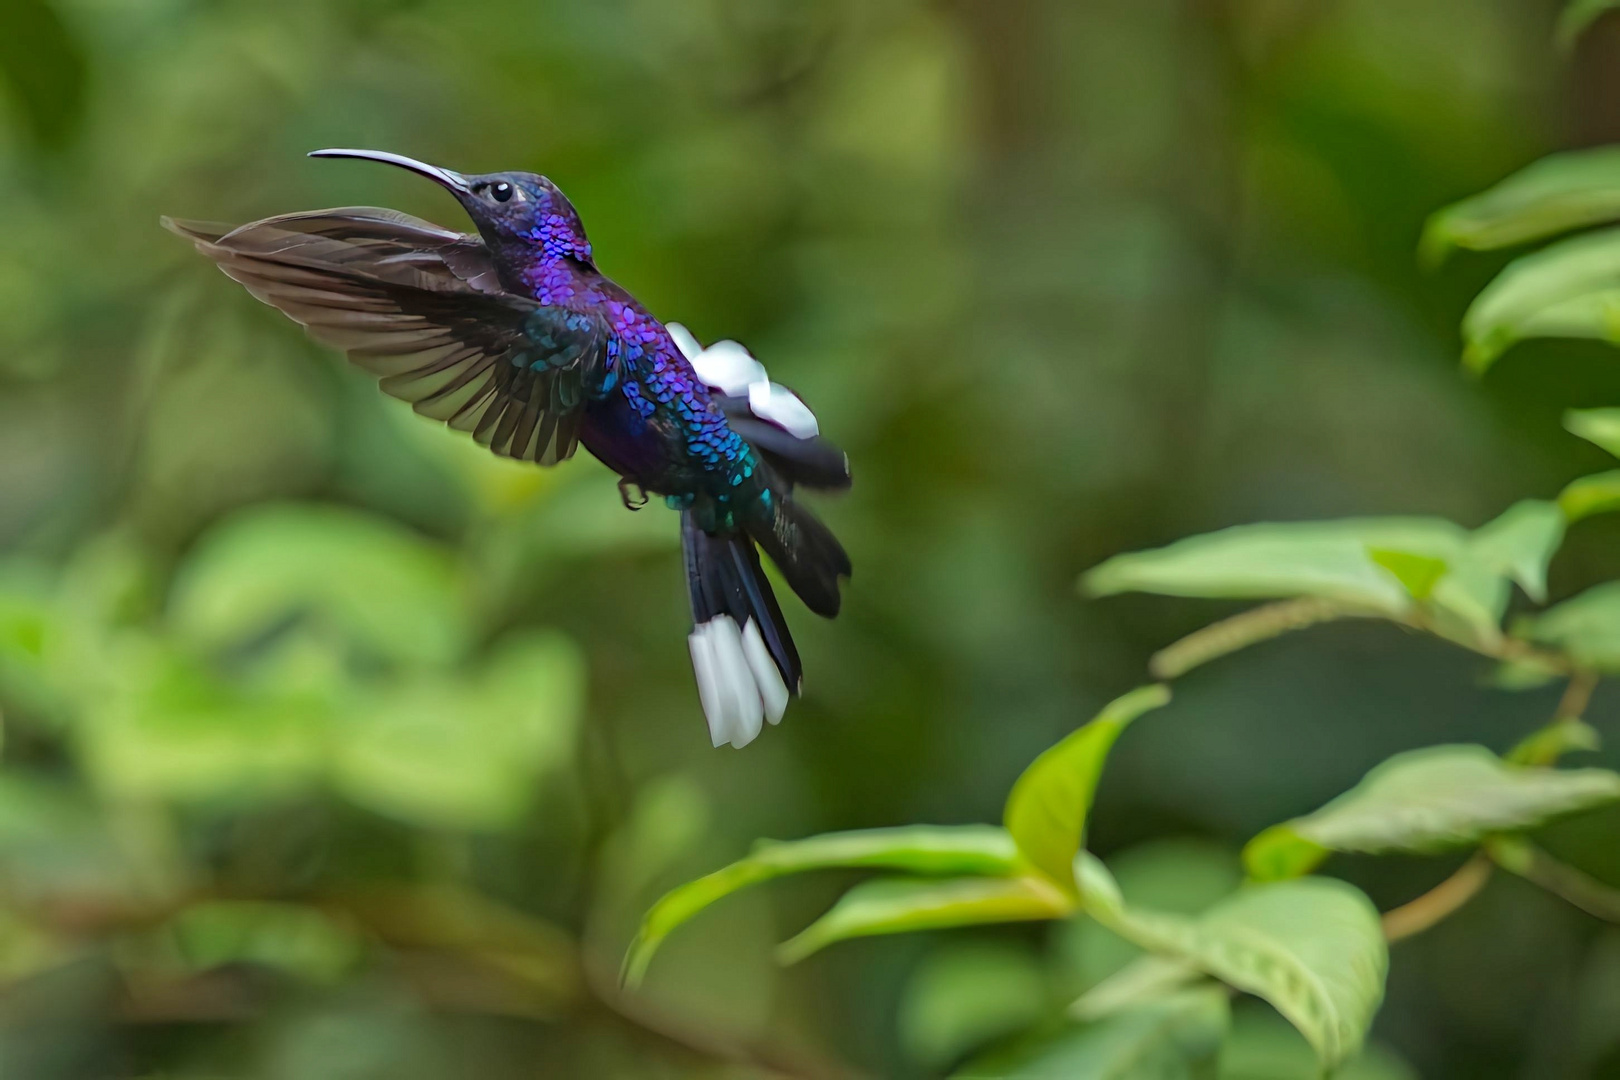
[[163, 208, 610, 467]]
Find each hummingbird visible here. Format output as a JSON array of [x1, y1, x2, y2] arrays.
[[163, 149, 851, 749]]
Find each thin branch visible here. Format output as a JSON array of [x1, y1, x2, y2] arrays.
[[1489, 838, 1620, 923], [1149, 598, 1360, 679], [1381, 853, 1493, 942], [1555, 670, 1600, 721]]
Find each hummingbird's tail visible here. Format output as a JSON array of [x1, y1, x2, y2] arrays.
[[683, 513, 801, 749]]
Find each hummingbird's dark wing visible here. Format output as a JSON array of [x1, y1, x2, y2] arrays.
[[163, 209, 610, 466]]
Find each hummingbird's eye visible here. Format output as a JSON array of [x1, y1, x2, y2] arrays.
[[490, 182, 513, 203]]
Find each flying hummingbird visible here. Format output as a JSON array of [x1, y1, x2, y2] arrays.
[[163, 149, 851, 749]]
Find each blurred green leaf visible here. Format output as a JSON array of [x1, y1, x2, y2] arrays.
[[166, 901, 362, 984], [1218, 1003, 1418, 1080], [332, 631, 583, 831], [1071, 955, 1206, 1021], [1365, 549, 1446, 601], [1507, 719, 1601, 766], [1087, 874, 1388, 1070], [1422, 148, 1620, 261], [1522, 581, 1620, 671], [1004, 684, 1170, 890], [1244, 746, 1620, 880], [779, 874, 1071, 964], [1560, 471, 1620, 523], [1461, 227, 1620, 373], [900, 943, 1051, 1069], [1469, 500, 1565, 604], [0, 0, 86, 148], [623, 825, 1022, 985], [956, 989, 1230, 1080], [1558, 0, 1620, 49], [79, 639, 328, 804], [170, 504, 468, 669], [1567, 407, 1620, 458]]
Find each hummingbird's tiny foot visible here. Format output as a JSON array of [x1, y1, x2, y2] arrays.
[[619, 478, 649, 510]]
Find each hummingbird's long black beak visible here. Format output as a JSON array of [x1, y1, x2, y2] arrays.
[[308, 148, 471, 194]]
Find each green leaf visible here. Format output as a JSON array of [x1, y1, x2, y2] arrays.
[[1218, 1003, 1418, 1080], [956, 989, 1229, 1080], [622, 825, 1022, 986], [778, 874, 1072, 964], [900, 943, 1050, 1068], [1522, 581, 1620, 671], [1243, 745, 1620, 880], [1084, 511, 1550, 652], [1004, 685, 1170, 889], [1468, 500, 1565, 604], [1422, 147, 1620, 261], [78, 639, 328, 805], [1070, 955, 1206, 1021], [1082, 519, 1455, 614], [1558, 0, 1620, 49], [1365, 549, 1447, 601], [169, 503, 468, 668], [331, 632, 583, 830], [165, 901, 362, 983], [1507, 720, 1601, 766], [1560, 471, 1620, 523], [1055, 839, 1244, 1000], [1566, 407, 1620, 458], [1092, 876, 1388, 1070], [1460, 226, 1620, 373]]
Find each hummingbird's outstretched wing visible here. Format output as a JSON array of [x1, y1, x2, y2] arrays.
[[164, 209, 610, 466]]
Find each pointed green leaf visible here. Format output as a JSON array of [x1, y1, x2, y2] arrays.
[[1468, 500, 1564, 603], [1098, 878, 1387, 1070], [1085, 513, 1543, 653], [1244, 745, 1620, 879], [956, 989, 1229, 1080], [1004, 685, 1170, 890], [1461, 226, 1620, 373], [1507, 720, 1601, 766], [1560, 471, 1620, 523], [777, 874, 1072, 964], [1522, 581, 1620, 671], [1566, 407, 1620, 458], [622, 825, 1020, 986], [1082, 519, 1461, 614], [1422, 147, 1620, 261], [1365, 549, 1447, 601]]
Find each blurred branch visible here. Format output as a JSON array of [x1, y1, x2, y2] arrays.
[[1489, 837, 1620, 923], [1149, 598, 1362, 679], [1381, 852, 1493, 942], [1555, 669, 1600, 722]]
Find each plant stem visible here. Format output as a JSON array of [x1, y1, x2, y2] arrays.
[[1149, 598, 1360, 679], [1381, 853, 1493, 942], [1555, 670, 1599, 721], [1488, 838, 1620, 923]]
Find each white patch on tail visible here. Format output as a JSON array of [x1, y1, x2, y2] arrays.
[[688, 615, 789, 748]]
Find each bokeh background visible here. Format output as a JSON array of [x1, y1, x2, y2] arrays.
[[3, 0, 1620, 1076]]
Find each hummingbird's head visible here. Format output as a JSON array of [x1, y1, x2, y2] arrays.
[[309, 149, 593, 265]]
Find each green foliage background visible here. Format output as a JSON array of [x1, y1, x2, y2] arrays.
[[3, 0, 1620, 1077]]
